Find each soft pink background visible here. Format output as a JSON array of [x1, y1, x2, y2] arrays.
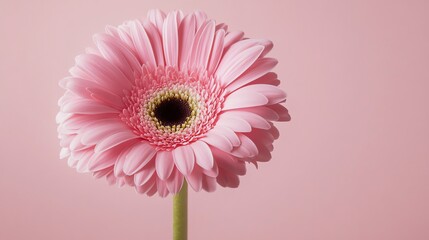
[[1, 0, 428, 239]]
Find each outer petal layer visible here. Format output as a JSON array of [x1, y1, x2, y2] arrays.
[[57, 10, 289, 197]]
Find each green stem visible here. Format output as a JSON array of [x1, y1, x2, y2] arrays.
[[173, 181, 188, 240]]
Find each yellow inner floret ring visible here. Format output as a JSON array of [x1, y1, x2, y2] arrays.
[[142, 87, 201, 133]]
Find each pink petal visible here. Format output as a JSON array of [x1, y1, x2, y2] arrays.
[[223, 31, 244, 50], [188, 20, 215, 71], [87, 87, 124, 110], [268, 104, 291, 121], [216, 115, 252, 132], [135, 175, 156, 194], [190, 141, 214, 170], [215, 23, 228, 31], [94, 131, 139, 153], [116, 176, 126, 187], [211, 126, 241, 147], [74, 54, 132, 93], [156, 179, 169, 197], [80, 119, 127, 145], [106, 171, 117, 185], [186, 166, 203, 192], [220, 38, 262, 65], [226, 58, 278, 93], [58, 125, 76, 136], [60, 147, 70, 159], [126, 175, 136, 186], [211, 147, 246, 176], [60, 134, 75, 148], [61, 135, 83, 147], [201, 131, 233, 152], [175, 10, 185, 23], [242, 84, 286, 104], [57, 91, 74, 107], [117, 23, 137, 54], [93, 167, 113, 179], [134, 164, 156, 186], [202, 176, 217, 192], [55, 112, 72, 124], [105, 25, 120, 38], [114, 146, 132, 177], [194, 10, 207, 28], [249, 72, 280, 86], [166, 169, 184, 194], [147, 9, 166, 34], [258, 39, 274, 58], [253, 141, 272, 163], [207, 29, 225, 75], [234, 106, 280, 121], [62, 99, 119, 114], [222, 91, 268, 110], [267, 142, 274, 151], [85, 46, 99, 55], [142, 21, 165, 66], [216, 45, 264, 87], [268, 124, 280, 139], [232, 134, 259, 158], [94, 33, 140, 83], [223, 84, 286, 110], [217, 170, 240, 188], [75, 149, 93, 173], [178, 13, 197, 70], [88, 147, 121, 172], [155, 151, 175, 180], [123, 142, 156, 175], [67, 155, 78, 168], [69, 134, 88, 151], [59, 77, 69, 89], [230, 144, 252, 158], [202, 159, 219, 178], [65, 83, 123, 111], [64, 78, 92, 99], [221, 111, 271, 130], [251, 128, 275, 146], [146, 184, 158, 196], [172, 145, 195, 175], [162, 12, 179, 67], [224, 38, 272, 58], [130, 21, 157, 69], [99, 31, 140, 71]]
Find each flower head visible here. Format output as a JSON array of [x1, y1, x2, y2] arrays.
[[57, 9, 290, 197]]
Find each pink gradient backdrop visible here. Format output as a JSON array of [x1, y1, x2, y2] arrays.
[[1, 0, 428, 239]]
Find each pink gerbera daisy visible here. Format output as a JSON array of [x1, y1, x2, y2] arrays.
[[57, 9, 290, 197]]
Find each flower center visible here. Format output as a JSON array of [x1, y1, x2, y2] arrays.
[[142, 87, 200, 133], [153, 97, 191, 126], [121, 65, 224, 150]]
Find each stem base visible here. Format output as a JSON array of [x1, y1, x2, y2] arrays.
[[173, 182, 187, 240]]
